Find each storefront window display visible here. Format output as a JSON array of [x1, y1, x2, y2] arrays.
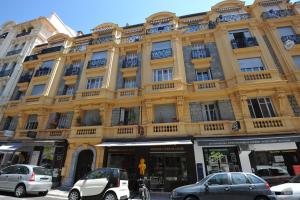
[[203, 147, 241, 175]]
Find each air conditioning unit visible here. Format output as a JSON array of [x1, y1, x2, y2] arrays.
[[3, 130, 14, 137], [284, 39, 295, 50]]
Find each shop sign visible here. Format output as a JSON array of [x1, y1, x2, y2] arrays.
[[150, 146, 184, 152]]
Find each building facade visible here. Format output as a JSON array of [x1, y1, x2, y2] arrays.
[[1, 0, 300, 191], [0, 13, 76, 126]]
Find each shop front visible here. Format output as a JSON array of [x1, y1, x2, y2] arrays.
[[194, 134, 300, 183], [98, 139, 196, 192], [0, 140, 68, 187]]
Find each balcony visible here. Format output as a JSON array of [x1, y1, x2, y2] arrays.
[[24, 54, 38, 62], [65, 66, 80, 76], [54, 95, 74, 104], [151, 48, 172, 60], [191, 49, 210, 59], [104, 125, 139, 139], [34, 68, 51, 77], [146, 25, 173, 35], [0, 69, 13, 77], [16, 29, 32, 38], [7, 100, 21, 109], [6, 49, 22, 56], [18, 74, 32, 83], [76, 88, 114, 100], [70, 126, 103, 138], [217, 13, 251, 23], [87, 58, 107, 69], [193, 80, 221, 92], [117, 88, 139, 98], [144, 80, 185, 94], [68, 44, 86, 53], [38, 129, 70, 139], [183, 22, 215, 33], [89, 36, 113, 46], [281, 34, 300, 45], [231, 37, 258, 49], [261, 9, 294, 20], [23, 95, 52, 105], [40, 45, 64, 55], [122, 58, 138, 68], [121, 35, 143, 43], [235, 70, 281, 84]]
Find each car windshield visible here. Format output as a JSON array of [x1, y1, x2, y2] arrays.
[[33, 167, 52, 176], [198, 174, 213, 184], [289, 175, 300, 183]]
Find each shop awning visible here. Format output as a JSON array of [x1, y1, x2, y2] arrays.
[[0, 143, 23, 151], [96, 140, 193, 147]]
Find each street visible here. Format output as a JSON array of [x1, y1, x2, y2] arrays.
[[0, 192, 67, 200]]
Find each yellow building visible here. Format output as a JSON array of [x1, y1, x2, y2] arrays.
[[1, 0, 300, 191]]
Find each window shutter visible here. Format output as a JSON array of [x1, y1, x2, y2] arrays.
[[111, 108, 121, 126]]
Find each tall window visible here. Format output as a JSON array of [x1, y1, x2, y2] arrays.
[[91, 51, 107, 60], [238, 57, 265, 72], [292, 55, 300, 70], [123, 77, 136, 88], [119, 107, 137, 125], [41, 60, 54, 69], [31, 84, 45, 96], [153, 68, 173, 82], [196, 69, 212, 81], [83, 110, 101, 126], [247, 97, 276, 118], [154, 104, 177, 123], [57, 113, 73, 129], [277, 26, 295, 37], [86, 77, 103, 89], [228, 29, 252, 41], [202, 103, 219, 121], [25, 115, 38, 129], [152, 40, 171, 51]]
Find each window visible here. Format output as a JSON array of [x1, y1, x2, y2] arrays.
[[64, 85, 75, 95], [263, 5, 280, 11], [154, 104, 177, 123], [57, 113, 73, 129], [152, 40, 171, 51], [1, 116, 18, 131], [16, 166, 29, 175], [123, 77, 136, 88], [91, 51, 107, 60], [86, 168, 108, 180], [246, 174, 264, 184], [207, 174, 229, 185], [277, 26, 295, 37], [270, 168, 289, 176], [31, 84, 45, 96], [83, 110, 101, 126], [1, 166, 17, 174], [202, 103, 219, 121], [25, 115, 38, 129], [228, 29, 251, 41], [196, 69, 212, 81], [86, 77, 103, 89], [124, 53, 138, 67], [292, 55, 300, 70], [238, 57, 265, 72], [248, 97, 276, 118], [41, 60, 54, 69], [119, 107, 137, 125], [231, 173, 249, 184], [153, 68, 173, 82]]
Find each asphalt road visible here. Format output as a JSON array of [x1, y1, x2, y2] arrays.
[[0, 191, 67, 200]]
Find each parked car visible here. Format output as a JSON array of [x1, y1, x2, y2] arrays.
[[255, 166, 291, 186], [68, 168, 129, 200], [0, 164, 52, 197], [170, 172, 276, 200], [271, 174, 300, 200]]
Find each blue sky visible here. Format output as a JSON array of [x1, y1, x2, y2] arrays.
[[0, 0, 296, 33]]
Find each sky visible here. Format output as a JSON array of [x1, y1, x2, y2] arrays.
[[0, 0, 297, 34]]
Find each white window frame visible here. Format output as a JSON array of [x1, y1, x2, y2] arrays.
[[202, 103, 219, 121], [86, 77, 103, 89], [123, 77, 136, 88], [153, 68, 173, 82], [195, 69, 212, 81], [152, 40, 172, 51], [247, 97, 276, 118], [91, 51, 107, 60], [238, 57, 266, 72], [25, 115, 38, 129], [31, 84, 45, 96]]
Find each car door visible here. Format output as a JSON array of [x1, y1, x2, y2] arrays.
[[0, 166, 13, 190], [6, 166, 19, 191], [229, 173, 254, 200], [203, 173, 232, 200], [81, 168, 109, 197]]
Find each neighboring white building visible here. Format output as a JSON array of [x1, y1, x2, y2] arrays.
[[0, 12, 77, 123]]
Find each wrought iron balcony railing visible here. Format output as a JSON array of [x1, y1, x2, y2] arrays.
[[231, 37, 258, 49], [18, 74, 32, 83], [68, 45, 86, 53], [34, 68, 51, 77], [40, 46, 64, 55], [6, 49, 22, 56], [0, 69, 13, 77], [217, 13, 251, 23], [151, 48, 173, 60], [122, 58, 138, 68], [281, 34, 300, 44], [24, 54, 38, 62], [16, 29, 32, 38], [87, 58, 107, 69], [122, 35, 143, 43], [89, 36, 113, 45], [261, 9, 294, 20], [146, 25, 173, 34], [65, 66, 81, 76], [191, 49, 210, 59]]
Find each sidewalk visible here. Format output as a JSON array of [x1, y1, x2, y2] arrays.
[[48, 188, 170, 200]]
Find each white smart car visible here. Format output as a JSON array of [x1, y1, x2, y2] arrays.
[[68, 168, 130, 200], [271, 174, 300, 200]]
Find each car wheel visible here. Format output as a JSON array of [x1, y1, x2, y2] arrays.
[[255, 196, 269, 200], [185, 196, 198, 200], [104, 192, 117, 200], [69, 190, 80, 200], [14, 184, 26, 198], [39, 191, 48, 196]]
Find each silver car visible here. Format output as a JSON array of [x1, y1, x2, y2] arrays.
[[0, 164, 52, 197]]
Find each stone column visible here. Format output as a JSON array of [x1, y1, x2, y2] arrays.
[[145, 100, 153, 123], [37, 109, 48, 130], [240, 94, 251, 119], [61, 143, 76, 187], [177, 96, 184, 122], [277, 92, 294, 117], [72, 107, 82, 126], [95, 147, 104, 168]]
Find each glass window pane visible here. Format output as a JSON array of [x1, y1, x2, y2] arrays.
[[292, 55, 300, 70], [247, 174, 264, 184], [152, 41, 171, 50], [231, 173, 249, 184], [91, 51, 107, 60], [31, 84, 45, 96], [238, 57, 265, 72], [208, 174, 229, 185], [277, 26, 295, 37]]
